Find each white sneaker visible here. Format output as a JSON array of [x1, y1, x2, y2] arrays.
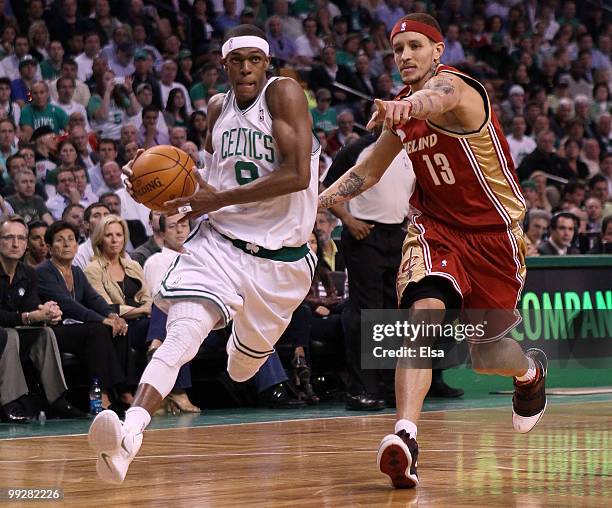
[[88, 410, 143, 484]]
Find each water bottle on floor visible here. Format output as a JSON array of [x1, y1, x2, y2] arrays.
[[89, 379, 103, 416]]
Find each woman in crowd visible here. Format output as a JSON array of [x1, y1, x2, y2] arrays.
[[36, 221, 131, 410], [187, 111, 207, 150], [163, 88, 189, 129], [87, 70, 139, 141], [84, 215, 152, 394]]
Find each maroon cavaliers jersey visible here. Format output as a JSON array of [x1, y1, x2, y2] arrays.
[[393, 65, 526, 231]]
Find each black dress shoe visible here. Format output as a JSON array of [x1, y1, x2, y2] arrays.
[[0, 404, 32, 424], [50, 397, 89, 419], [427, 381, 464, 398], [345, 392, 386, 411], [259, 383, 306, 409]]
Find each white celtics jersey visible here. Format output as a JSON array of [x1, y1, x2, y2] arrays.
[[208, 77, 320, 250]]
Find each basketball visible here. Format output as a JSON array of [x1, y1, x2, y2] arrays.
[[130, 145, 198, 211]]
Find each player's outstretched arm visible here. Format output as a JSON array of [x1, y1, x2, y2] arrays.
[[318, 129, 402, 209], [367, 73, 465, 130]]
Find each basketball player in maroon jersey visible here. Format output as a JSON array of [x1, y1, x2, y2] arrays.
[[319, 13, 547, 488]]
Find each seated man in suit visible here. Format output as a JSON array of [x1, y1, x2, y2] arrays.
[[538, 212, 580, 255]]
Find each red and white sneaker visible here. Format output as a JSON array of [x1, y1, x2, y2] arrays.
[[512, 348, 548, 433], [377, 429, 419, 488]]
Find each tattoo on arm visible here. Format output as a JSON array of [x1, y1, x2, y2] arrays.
[[319, 171, 366, 208], [407, 75, 458, 118]]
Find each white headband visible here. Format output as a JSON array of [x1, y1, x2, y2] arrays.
[[221, 36, 270, 59]]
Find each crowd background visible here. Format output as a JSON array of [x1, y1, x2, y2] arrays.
[[0, 0, 610, 421]]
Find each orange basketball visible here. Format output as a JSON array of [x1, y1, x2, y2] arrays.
[[130, 145, 197, 211]]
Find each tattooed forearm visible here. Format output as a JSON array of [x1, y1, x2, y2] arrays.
[[406, 75, 459, 119], [318, 171, 367, 208]]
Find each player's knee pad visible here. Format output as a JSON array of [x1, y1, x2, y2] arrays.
[[153, 317, 206, 368]]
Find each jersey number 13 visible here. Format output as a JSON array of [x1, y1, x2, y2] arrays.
[[422, 153, 455, 186]]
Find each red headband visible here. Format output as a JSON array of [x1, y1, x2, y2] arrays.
[[390, 20, 443, 44]]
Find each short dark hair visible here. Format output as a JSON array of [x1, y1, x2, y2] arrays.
[[98, 138, 117, 150], [61, 58, 77, 69], [589, 173, 607, 189], [5, 154, 25, 171], [602, 215, 612, 234], [565, 180, 586, 194], [45, 220, 79, 245], [223, 24, 267, 44], [159, 213, 168, 232], [28, 220, 47, 232], [84, 202, 110, 223], [99, 191, 120, 203], [550, 212, 577, 230], [395, 13, 443, 37], [0, 117, 15, 130], [61, 203, 84, 220], [142, 105, 159, 117]]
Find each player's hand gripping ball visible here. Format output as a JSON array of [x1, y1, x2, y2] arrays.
[[128, 145, 197, 211]]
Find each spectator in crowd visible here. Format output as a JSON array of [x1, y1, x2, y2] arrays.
[[190, 0, 214, 52], [62, 203, 86, 242], [590, 83, 611, 122], [31, 126, 58, 184], [295, 16, 324, 68], [163, 89, 189, 129], [98, 161, 125, 195], [89, 138, 118, 195], [593, 112, 612, 156], [309, 46, 358, 106], [507, 116, 536, 168], [601, 153, 612, 197], [375, 0, 405, 32], [266, 15, 297, 67], [159, 60, 192, 116], [589, 215, 612, 254], [585, 197, 603, 233], [214, 0, 241, 34], [0, 34, 41, 81], [341, 0, 372, 34], [0, 77, 20, 126], [581, 138, 602, 178], [40, 40, 65, 82], [441, 23, 465, 66], [538, 212, 580, 255], [142, 213, 200, 412], [92, 0, 122, 46], [20, 82, 69, 141], [130, 210, 163, 267], [326, 110, 357, 159], [53, 77, 90, 131], [190, 63, 228, 111], [314, 209, 344, 273], [73, 202, 110, 270], [524, 209, 552, 256], [0, 117, 17, 174], [99, 192, 147, 251], [564, 181, 587, 208], [0, 215, 85, 421], [6, 170, 53, 225], [88, 71, 139, 141], [589, 174, 612, 217], [69, 125, 97, 169], [75, 32, 101, 83], [23, 221, 48, 268], [131, 50, 162, 109], [563, 139, 589, 180], [187, 111, 207, 150], [36, 220, 131, 410], [11, 55, 39, 108], [176, 50, 195, 90], [138, 105, 170, 149], [169, 126, 188, 148], [84, 215, 152, 387], [45, 168, 81, 220], [518, 130, 575, 182], [49, 59, 91, 108]]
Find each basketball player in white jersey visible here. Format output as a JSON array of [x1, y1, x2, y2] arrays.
[[88, 24, 320, 484]]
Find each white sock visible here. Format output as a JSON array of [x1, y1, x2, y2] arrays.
[[395, 419, 417, 438], [516, 357, 537, 383], [124, 406, 151, 434]]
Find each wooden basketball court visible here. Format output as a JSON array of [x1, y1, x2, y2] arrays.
[[1, 399, 610, 507]]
